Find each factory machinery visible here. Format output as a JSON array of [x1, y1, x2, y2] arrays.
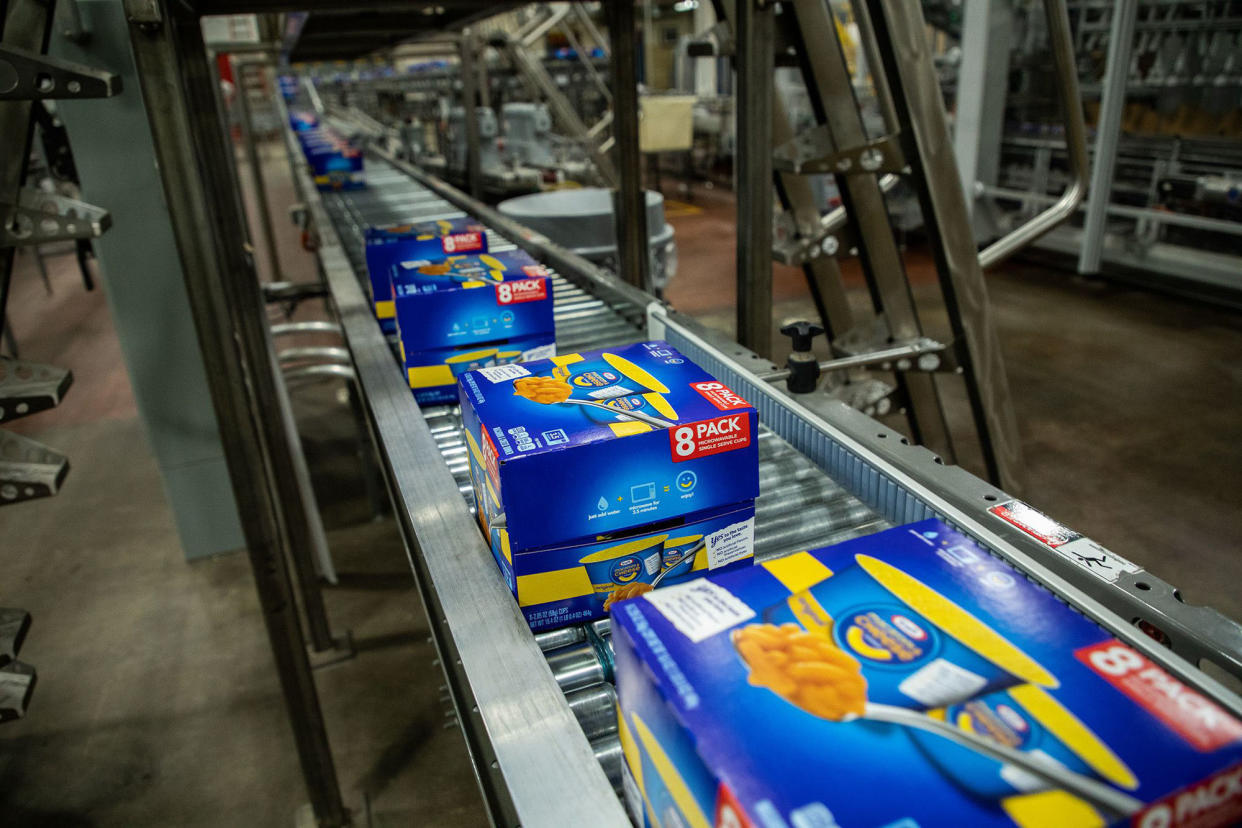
[[96, 0, 1242, 825]]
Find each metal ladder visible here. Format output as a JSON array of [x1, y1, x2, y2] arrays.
[[714, 0, 1089, 494]]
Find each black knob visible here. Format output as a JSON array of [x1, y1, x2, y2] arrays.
[[780, 321, 824, 353]]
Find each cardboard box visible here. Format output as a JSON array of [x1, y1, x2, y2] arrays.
[[393, 250, 555, 405], [458, 341, 760, 554], [612, 518, 1242, 828], [296, 127, 365, 191], [483, 500, 756, 631], [364, 218, 490, 333]]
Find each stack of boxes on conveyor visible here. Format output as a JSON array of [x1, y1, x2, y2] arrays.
[[457, 341, 761, 631], [364, 218, 556, 404], [610, 518, 1242, 828], [289, 110, 365, 192]]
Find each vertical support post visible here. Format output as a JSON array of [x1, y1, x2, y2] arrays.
[[1079, 0, 1137, 275], [123, 3, 347, 824], [606, 0, 651, 292], [230, 56, 283, 283], [864, 0, 1024, 493], [953, 0, 1012, 229], [735, 0, 774, 356], [459, 30, 483, 200]]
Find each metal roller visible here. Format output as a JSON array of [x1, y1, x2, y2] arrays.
[[544, 641, 607, 694], [565, 683, 619, 743]]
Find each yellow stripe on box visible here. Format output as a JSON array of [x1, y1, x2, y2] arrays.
[[631, 713, 712, 828], [616, 712, 650, 825], [602, 352, 670, 394], [609, 422, 651, 437], [855, 554, 1059, 689], [551, 353, 585, 367], [1007, 685, 1138, 789], [762, 552, 834, 593], [496, 527, 512, 565], [643, 392, 678, 421], [787, 590, 835, 637], [408, 364, 454, 388], [460, 280, 488, 288], [516, 567, 596, 605], [375, 300, 395, 319], [1001, 791, 1103, 828]]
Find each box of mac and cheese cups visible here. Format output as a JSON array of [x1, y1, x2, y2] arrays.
[[364, 218, 491, 333], [457, 341, 760, 630], [611, 519, 1242, 828], [392, 250, 555, 405]]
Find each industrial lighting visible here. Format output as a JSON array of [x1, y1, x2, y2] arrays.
[[673, 0, 699, 12]]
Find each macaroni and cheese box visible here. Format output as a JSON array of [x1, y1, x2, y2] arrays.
[[393, 251, 555, 405], [457, 341, 760, 554], [363, 218, 491, 332], [481, 500, 756, 631], [612, 519, 1242, 828], [298, 128, 365, 192]]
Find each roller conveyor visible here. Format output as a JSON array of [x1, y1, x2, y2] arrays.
[[288, 127, 1242, 826]]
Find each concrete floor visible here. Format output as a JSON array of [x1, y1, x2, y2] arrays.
[[1, 149, 1239, 826]]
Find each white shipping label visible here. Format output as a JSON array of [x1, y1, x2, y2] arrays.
[[1055, 537, 1141, 584], [521, 343, 556, 362], [706, 517, 755, 570], [898, 658, 987, 707], [477, 363, 530, 383], [644, 579, 756, 643]]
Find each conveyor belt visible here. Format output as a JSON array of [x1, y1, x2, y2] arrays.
[[290, 132, 1242, 825], [318, 159, 889, 796]]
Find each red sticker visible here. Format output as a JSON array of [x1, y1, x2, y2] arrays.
[[521, 264, 551, 277], [669, 413, 751, 462], [691, 381, 752, 411], [482, 429, 501, 493], [1076, 640, 1242, 752], [716, 782, 756, 828], [495, 278, 548, 305], [1132, 762, 1242, 828], [441, 231, 484, 253], [989, 500, 1081, 548]]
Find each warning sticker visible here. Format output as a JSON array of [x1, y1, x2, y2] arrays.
[[669, 414, 751, 462], [1076, 640, 1242, 752], [477, 363, 531, 383], [705, 517, 755, 570], [989, 500, 1081, 548], [643, 579, 756, 644], [1055, 537, 1141, 584], [690, 381, 752, 411]]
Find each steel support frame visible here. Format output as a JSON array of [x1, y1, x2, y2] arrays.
[[0, 0, 55, 344], [458, 30, 483, 200], [122, 3, 347, 825], [734, 0, 775, 355], [1078, 0, 1138, 275], [863, 0, 1025, 494], [952, 0, 1012, 237], [230, 54, 284, 283], [605, 0, 650, 293], [784, 0, 956, 465]]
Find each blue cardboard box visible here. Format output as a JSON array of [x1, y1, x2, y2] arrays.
[[393, 250, 555, 405], [458, 341, 760, 554], [296, 127, 364, 191], [480, 500, 756, 632], [363, 218, 491, 332], [612, 519, 1242, 828]]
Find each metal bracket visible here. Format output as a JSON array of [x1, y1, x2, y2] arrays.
[[123, 0, 163, 25], [773, 210, 857, 266], [0, 430, 70, 505], [0, 609, 31, 668], [0, 45, 121, 100], [831, 316, 953, 373], [1, 188, 111, 247], [0, 661, 36, 723], [0, 358, 73, 424], [773, 126, 905, 175], [822, 376, 899, 419]]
